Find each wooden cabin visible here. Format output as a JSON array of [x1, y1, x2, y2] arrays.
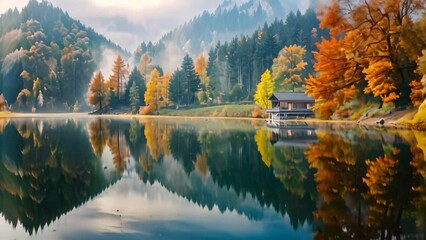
[[266, 92, 314, 120]]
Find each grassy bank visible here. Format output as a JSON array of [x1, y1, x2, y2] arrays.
[[159, 104, 257, 118]]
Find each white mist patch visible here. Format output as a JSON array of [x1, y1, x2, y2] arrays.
[[154, 41, 187, 72], [98, 46, 131, 76], [1, 50, 21, 75], [0, 29, 21, 56]]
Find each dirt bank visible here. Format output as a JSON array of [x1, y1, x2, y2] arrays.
[[356, 108, 416, 129]]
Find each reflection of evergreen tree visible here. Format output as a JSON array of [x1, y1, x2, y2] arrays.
[[125, 120, 146, 161], [169, 128, 201, 174]]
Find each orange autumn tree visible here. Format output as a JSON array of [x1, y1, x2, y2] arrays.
[[87, 71, 109, 110], [305, 0, 425, 118], [305, 35, 359, 118], [109, 55, 128, 101]]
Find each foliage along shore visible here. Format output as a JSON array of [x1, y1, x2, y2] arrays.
[[2, 104, 426, 131]]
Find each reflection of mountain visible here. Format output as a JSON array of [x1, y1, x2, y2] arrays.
[[0, 120, 121, 234]]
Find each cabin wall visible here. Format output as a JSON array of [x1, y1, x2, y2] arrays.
[[272, 101, 313, 109]]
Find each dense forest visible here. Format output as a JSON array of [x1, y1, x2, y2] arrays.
[[100, 9, 328, 115], [0, 0, 128, 112]]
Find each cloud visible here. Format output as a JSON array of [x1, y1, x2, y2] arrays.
[[0, 0, 224, 50], [47, 0, 224, 50], [0, 0, 314, 51]]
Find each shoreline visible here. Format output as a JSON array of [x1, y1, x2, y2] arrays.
[[0, 111, 417, 130]]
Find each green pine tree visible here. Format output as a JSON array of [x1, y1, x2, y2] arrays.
[[168, 69, 185, 107], [129, 82, 140, 114], [181, 54, 200, 105]]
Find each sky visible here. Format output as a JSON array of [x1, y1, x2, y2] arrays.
[[0, 0, 311, 51]]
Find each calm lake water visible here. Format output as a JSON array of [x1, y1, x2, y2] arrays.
[[0, 117, 424, 239]]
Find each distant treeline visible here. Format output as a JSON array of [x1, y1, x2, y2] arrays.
[[137, 9, 328, 103]]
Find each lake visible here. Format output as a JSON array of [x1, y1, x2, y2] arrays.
[[0, 117, 424, 239]]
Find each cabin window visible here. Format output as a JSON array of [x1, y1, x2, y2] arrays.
[[280, 102, 288, 109]]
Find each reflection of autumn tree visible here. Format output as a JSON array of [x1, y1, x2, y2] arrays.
[[87, 119, 110, 157], [123, 120, 154, 177], [0, 119, 8, 134], [255, 128, 310, 198], [307, 130, 425, 239], [362, 143, 423, 239], [107, 122, 129, 172], [195, 153, 208, 177], [138, 149, 155, 176], [254, 128, 275, 167], [306, 131, 371, 239], [363, 148, 400, 238], [143, 119, 171, 160], [254, 127, 316, 228], [14, 121, 54, 205], [410, 140, 426, 237], [195, 133, 211, 178]]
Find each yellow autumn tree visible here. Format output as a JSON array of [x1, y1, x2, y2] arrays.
[[159, 72, 171, 107], [271, 44, 307, 92], [87, 71, 109, 110], [254, 69, 274, 109], [194, 54, 211, 104], [412, 50, 426, 122], [144, 68, 162, 114]]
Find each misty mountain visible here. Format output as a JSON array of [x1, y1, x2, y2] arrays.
[[134, 0, 316, 71], [0, 0, 128, 111]]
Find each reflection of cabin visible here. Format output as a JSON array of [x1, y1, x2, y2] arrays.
[[267, 92, 314, 120], [267, 123, 317, 147]]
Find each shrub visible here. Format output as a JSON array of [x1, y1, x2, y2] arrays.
[[252, 106, 266, 118], [140, 105, 155, 115]]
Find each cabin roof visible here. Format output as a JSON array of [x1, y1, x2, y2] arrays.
[[269, 92, 314, 102]]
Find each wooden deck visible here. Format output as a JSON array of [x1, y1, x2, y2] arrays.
[[266, 107, 314, 120]]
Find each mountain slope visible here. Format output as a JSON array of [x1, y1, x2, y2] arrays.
[[0, 0, 129, 111], [134, 0, 303, 71]]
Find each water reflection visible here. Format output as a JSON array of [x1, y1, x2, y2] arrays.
[[0, 118, 424, 239]]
